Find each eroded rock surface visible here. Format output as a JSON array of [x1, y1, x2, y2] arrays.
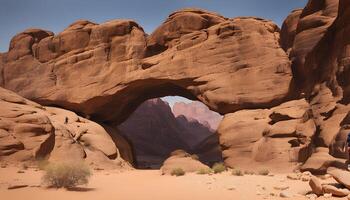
[[217, 99, 313, 172], [280, 9, 302, 53], [289, 0, 339, 85], [0, 9, 292, 124], [0, 87, 130, 169]]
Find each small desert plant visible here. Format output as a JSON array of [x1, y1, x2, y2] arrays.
[[258, 169, 270, 176], [197, 168, 213, 175], [190, 154, 199, 160], [171, 168, 185, 176], [232, 169, 244, 176], [42, 162, 92, 188], [244, 170, 255, 175], [212, 163, 226, 174]]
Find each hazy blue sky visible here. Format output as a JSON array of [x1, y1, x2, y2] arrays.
[[0, 0, 308, 106]]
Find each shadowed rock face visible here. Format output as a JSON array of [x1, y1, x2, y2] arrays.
[[118, 98, 222, 169], [0, 8, 292, 124], [301, 0, 350, 101], [288, 0, 339, 86]]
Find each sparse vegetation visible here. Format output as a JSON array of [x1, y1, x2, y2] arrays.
[[190, 154, 199, 160], [232, 169, 244, 176], [212, 163, 226, 174], [197, 168, 213, 175], [171, 168, 185, 176], [244, 170, 255, 175], [258, 169, 270, 176], [42, 162, 92, 188]]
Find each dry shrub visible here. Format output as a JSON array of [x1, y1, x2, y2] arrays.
[[197, 168, 213, 175], [212, 163, 226, 174], [232, 169, 244, 176], [42, 162, 92, 188], [258, 169, 270, 176], [171, 168, 185, 176], [244, 170, 255, 175], [190, 154, 199, 160]]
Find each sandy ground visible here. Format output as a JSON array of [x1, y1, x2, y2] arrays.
[[0, 167, 347, 200]]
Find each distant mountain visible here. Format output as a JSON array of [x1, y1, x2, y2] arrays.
[[173, 101, 223, 130], [118, 98, 222, 169]]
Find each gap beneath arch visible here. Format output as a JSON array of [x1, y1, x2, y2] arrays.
[[117, 96, 223, 169]]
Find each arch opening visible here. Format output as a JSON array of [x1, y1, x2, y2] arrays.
[[115, 95, 223, 169]]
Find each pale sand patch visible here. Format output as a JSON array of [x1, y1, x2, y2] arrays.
[[0, 167, 345, 200]]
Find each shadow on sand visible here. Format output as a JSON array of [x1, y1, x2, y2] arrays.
[[66, 187, 96, 192]]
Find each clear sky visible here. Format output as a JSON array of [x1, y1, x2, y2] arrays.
[[0, 0, 308, 105]]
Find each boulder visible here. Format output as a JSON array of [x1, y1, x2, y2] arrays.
[[322, 184, 350, 197], [327, 167, 350, 190], [309, 176, 323, 196], [301, 148, 345, 174], [160, 150, 210, 174]]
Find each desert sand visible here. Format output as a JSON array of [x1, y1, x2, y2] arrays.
[[0, 166, 320, 200]]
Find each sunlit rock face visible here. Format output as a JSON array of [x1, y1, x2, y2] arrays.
[[0, 8, 292, 124], [118, 98, 222, 169], [173, 101, 223, 131]]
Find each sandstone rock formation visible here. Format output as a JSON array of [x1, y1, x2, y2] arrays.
[[217, 99, 314, 172], [118, 98, 221, 168], [0, 87, 130, 169], [309, 169, 350, 197], [288, 0, 339, 86], [160, 150, 210, 175], [1, 0, 350, 174], [0, 87, 55, 161], [280, 9, 302, 53], [173, 101, 223, 130], [309, 176, 323, 196], [327, 167, 350, 190], [0, 9, 292, 124]]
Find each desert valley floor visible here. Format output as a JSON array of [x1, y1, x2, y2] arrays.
[[0, 166, 339, 200]]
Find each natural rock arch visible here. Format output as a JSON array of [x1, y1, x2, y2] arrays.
[[0, 8, 293, 124], [2, 0, 350, 174]]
